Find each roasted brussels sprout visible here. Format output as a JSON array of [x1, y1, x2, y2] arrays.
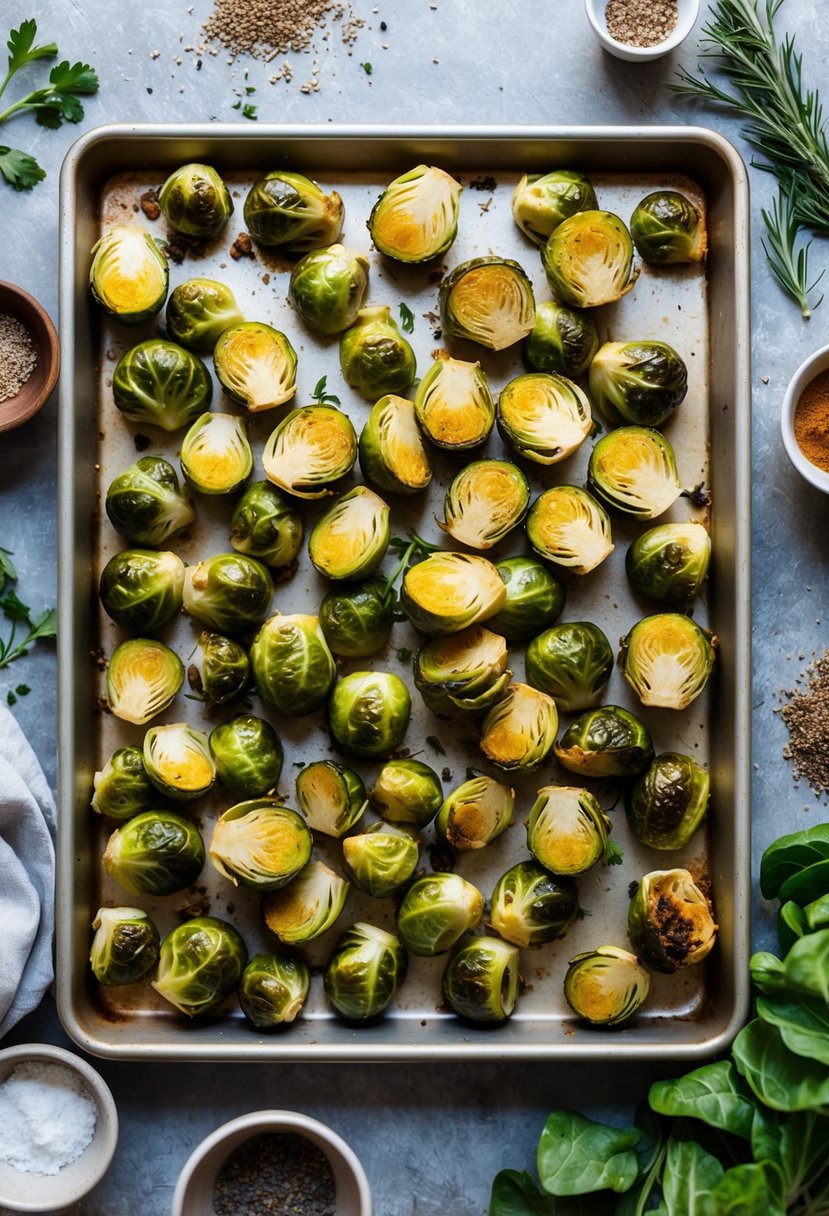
[[262, 861, 351, 945], [209, 715, 283, 799], [209, 799, 312, 890], [213, 322, 298, 413], [555, 705, 654, 778], [230, 482, 303, 569], [324, 922, 408, 1020], [295, 760, 367, 838], [564, 946, 650, 1025], [490, 862, 578, 949], [112, 340, 213, 432], [158, 163, 233, 239], [370, 758, 443, 828], [542, 210, 637, 308], [244, 171, 344, 251], [442, 935, 520, 1024], [527, 785, 622, 876], [309, 486, 391, 580], [143, 722, 216, 801], [339, 306, 416, 400], [180, 413, 253, 496], [512, 170, 598, 245], [523, 300, 599, 379], [587, 427, 681, 520], [103, 810, 205, 896], [342, 823, 420, 898], [368, 164, 462, 263], [90, 907, 160, 986], [439, 460, 530, 550], [479, 683, 558, 774], [526, 486, 613, 575], [262, 405, 357, 499], [439, 256, 536, 351], [625, 752, 710, 850], [497, 372, 593, 466], [488, 557, 566, 643], [289, 243, 370, 334], [152, 916, 247, 1018], [166, 278, 244, 351], [359, 394, 433, 495], [238, 952, 310, 1028], [89, 225, 168, 325], [414, 626, 511, 719], [92, 747, 159, 820], [435, 775, 514, 850], [589, 341, 688, 429], [630, 190, 706, 265], [106, 637, 184, 725], [626, 522, 711, 606], [628, 868, 717, 972], [105, 456, 196, 548], [402, 551, 506, 635], [619, 613, 717, 710], [182, 553, 273, 634], [187, 630, 250, 706], [396, 872, 484, 957], [328, 671, 411, 758], [250, 613, 336, 716], [413, 354, 496, 450], [99, 548, 185, 632], [526, 621, 613, 713], [319, 578, 393, 658]]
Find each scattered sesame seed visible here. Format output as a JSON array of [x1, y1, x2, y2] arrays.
[[780, 649, 829, 795], [149, 49, 160, 58]]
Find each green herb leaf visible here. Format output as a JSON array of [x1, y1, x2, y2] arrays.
[[488, 1170, 561, 1215], [0, 548, 16, 591], [0, 145, 44, 189], [649, 1061, 757, 1139], [5, 20, 57, 79], [361, 62, 373, 75], [6, 690, 15, 706], [399, 301, 415, 333], [310, 375, 341, 406], [536, 1110, 640, 1196], [27, 606, 57, 640], [425, 735, 446, 756], [0, 590, 31, 624], [241, 103, 257, 121], [761, 189, 824, 318], [15, 683, 30, 696]]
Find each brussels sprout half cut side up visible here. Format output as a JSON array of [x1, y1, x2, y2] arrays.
[[244, 171, 344, 252], [112, 340, 213, 433], [619, 613, 717, 710], [106, 457, 196, 548], [324, 922, 408, 1021], [625, 752, 710, 850], [628, 868, 717, 972], [630, 190, 707, 265], [542, 209, 638, 308], [182, 553, 273, 634], [435, 775, 515, 851], [309, 486, 391, 581], [490, 862, 579, 949], [289, 244, 370, 335], [396, 872, 484, 957], [564, 946, 650, 1026], [555, 705, 654, 778], [213, 323, 298, 413], [152, 916, 247, 1018], [526, 486, 613, 575], [342, 824, 420, 898], [103, 811, 205, 897], [439, 257, 536, 352], [368, 164, 462, 263], [414, 355, 496, 451], [180, 413, 253, 496], [91, 747, 159, 820], [488, 557, 566, 643], [250, 613, 336, 716], [106, 637, 184, 726], [238, 953, 310, 1028], [370, 758, 444, 828], [99, 548, 185, 633], [165, 278, 244, 352], [626, 522, 711, 606], [359, 395, 433, 495], [143, 722, 216, 801], [588, 427, 682, 521], [497, 372, 593, 466], [263, 406, 357, 499], [442, 936, 520, 1024], [186, 631, 250, 706], [295, 760, 367, 838], [328, 671, 412, 759], [589, 341, 688, 429], [159, 163, 233, 239], [319, 578, 393, 658], [414, 625, 511, 719], [209, 714, 283, 800], [523, 301, 599, 379], [402, 551, 507, 635], [526, 621, 613, 713], [262, 861, 351, 945], [230, 482, 304, 569], [339, 306, 416, 400], [527, 785, 622, 876], [89, 225, 169, 325], [439, 461, 530, 551], [209, 799, 312, 890], [479, 683, 558, 774], [90, 906, 161, 986], [512, 170, 599, 246]]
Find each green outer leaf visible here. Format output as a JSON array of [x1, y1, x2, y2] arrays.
[[749, 951, 787, 995], [707, 1163, 777, 1214], [756, 991, 829, 1064], [779, 859, 829, 907], [648, 1061, 756, 1139], [760, 825, 829, 899], [733, 1017, 829, 1111], [661, 1138, 722, 1214], [770, 1110, 829, 1210], [489, 1170, 559, 1215], [536, 1110, 640, 1196], [783, 926, 829, 1002]]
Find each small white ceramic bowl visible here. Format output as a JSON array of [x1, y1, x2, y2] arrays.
[[584, 0, 700, 61], [0, 1042, 119, 1212], [781, 344, 829, 492], [172, 1110, 372, 1216]]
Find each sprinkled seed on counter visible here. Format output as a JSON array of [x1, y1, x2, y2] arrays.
[[213, 1132, 336, 1216], [0, 314, 37, 404], [778, 649, 829, 795]]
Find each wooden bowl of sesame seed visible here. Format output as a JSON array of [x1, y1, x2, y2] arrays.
[[0, 281, 60, 434]]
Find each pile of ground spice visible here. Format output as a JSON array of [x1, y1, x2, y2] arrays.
[[778, 649, 829, 794], [202, 0, 363, 62], [793, 368, 829, 472], [213, 1132, 336, 1216], [605, 0, 678, 46], [0, 314, 37, 404]]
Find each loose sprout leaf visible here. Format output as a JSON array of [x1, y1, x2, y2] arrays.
[[426, 735, 446, 756], [399, 301, 415, 332], [311, 374, 341, 406], [0, 145, 45, 189]]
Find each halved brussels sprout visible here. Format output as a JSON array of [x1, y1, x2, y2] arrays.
[[262, 861, 351, 945], [619, 613, 717, 710], [230, 482, 303, 569], [630, 190, 707, 265], [490, 862, 578, 949], [526, 486, 613, 575], [182, 553, 273, 634], [328, 671, 412, 759], [152, 916, 247, 1018], [209, 714, 283, 799], [89, 225, 169, 325], [244, 171, 344, 251], [526, 621, 613, 713], [439, 460, 530, 550], [479, 683, 558, 773], [414, 354, 495, 451], [488, 557, 566, 643], [99, 548, 185, 632], [439, 257, 536, 352], [527, 785, 622, 876], [435, 775, 514, 851], [158, 162, 233, 239], [289, 243, 370, 334], [370, 759, 443, 828], [414, 626, 511, 719], [512, 170, 599, 245], [295, 760, 367, 838], [263, 405, 357, 499], [187, 630, 250, 706], [324, 922, 408, 1020], [587, 427, 681, 520], [166, 278, 244, 352], [103, 810, 205, 896], [340, 306, 416, 400], [91, 746, 159, 820], [106, 637, 184, 725], [250, 613, 336, 716], [209, 799, 312, 890], [626, 522, 711, 606], [106, 456, 196, 548], [396, 872, 484, 957], [213, 322, 298, 413], [628, 869, 717, 972], [112, 340, 213, 432], [625, 752, 710, 850], [589, 341, 688, 429], [564, 946, 650, 1026], [442, 935, 520, 1024], [319, 578, 393, 658], [497, 372, 593, 466], [309, 486, 391, 580], [238, 952, 310, 1028], [402, 551, 506, 635], [359, 395, 433, 495], [523, 301, 599, 379], [143, 722, 216, 800], [180, 413, 253, 496], [90, 906, 160, 986], [542, 210, 637, 308], [554, 705, 654, 778], [342, 823, 420, 898], [368, 164, 462, 263]]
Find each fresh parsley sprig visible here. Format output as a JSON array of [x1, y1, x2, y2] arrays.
[[0, 547, 57, 672]]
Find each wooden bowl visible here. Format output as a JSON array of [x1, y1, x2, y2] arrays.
[[0, 281, 60, 433]]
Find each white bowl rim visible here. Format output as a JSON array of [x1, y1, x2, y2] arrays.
[[780, 343, 829, 492], [583, 0, 701, 58]]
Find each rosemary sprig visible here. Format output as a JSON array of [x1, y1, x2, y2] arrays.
[[761, 189, 824, 318]]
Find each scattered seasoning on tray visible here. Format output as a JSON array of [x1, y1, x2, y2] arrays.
[[0, 1061, 97, 1176], [605, 0, 678, 46], [0, 313, 37, 404], [793, 369, 829, 472], [777, 649, 829, 794], [213, 1132, 336, 1216]]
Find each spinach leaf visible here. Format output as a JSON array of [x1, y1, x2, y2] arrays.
[[489, 1170, 560, 1215], [733, 1017, 829, 1111], [783, 927, 829, 1002], [774, 1111, 829, 1210], [649, 1061, 756, 1140], [661, 1138, 722, 1214], [760, 825, 829, 900], [779, 859, 829, 906], [706, 1162, 779, 1214], [536, 1110, 640, 1196], [804, 892, 829, 932], [749, 952, 787, 995], [777, 900, 809, 955], [756, 992, 829, 1064]]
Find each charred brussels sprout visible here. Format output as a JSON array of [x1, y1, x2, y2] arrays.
[[625, 753, 710, 850], [295, 760, 367, 838], [402, 551, 506, 635], [250, 613, 336, 716], [209, 799, 312, 890], [442, 936, 520, 1024], [626, 522, 711, 606], [309, 486, 391, 580], [588, 427, 681, 520], [143, 722, 216, 800], [339, 306, 416, 399], [526, 486, 613, 575], [555, 705, 653, 778], [479, 683, 558, 773], [186, 631, 250, 706], [262, 862, 350, 945], [214, 322, 298, 413], [414, 626, 511, 719], [319, 578, 393, 658], [490, 862, 578, 949], [289, 244, 369, 334], [99, 548, 185, 632], [435, 775, 514, 851], [106, 637, 184, 725], [244, 171, 344, 251], [542, 210, 637, 308], [630, 190, 706, 265], [152, 916, 247, 1018], [106, 456, 196, 548], [324, 922, 408, 1020], [527, 785, 622, 876], [92, 747, 159, 820], [112, 340, 212, 432], [526, 621, 613, 713], [263, 405, 357, 499], [328, 671, 411, 759], [90, 907, 160, 986], [439, 461, 530, 550], [209, 715, 283, 799], [371, 758, 443, 828], [368, 164, 462, 263], [628, 869, 717, 972], [180, 413, 253, 496], [342, 823, 420, 898], [564, 946, 650, 1026], [497, 372, 593, 466], [488, 557, 566, 643], [238, 953, 310, 1028], [396, 873, 484, 957], [523, 301, 599, 379], [414, 354, 495, 451], [158, 163, 233, 239], [512, 170, 598, 245], [619, 613, 717, 710], [439, 256, 536, 351], [89, 225, 168, 325], [359, 395, 433, 495], [103, 810, 205, 896], [230, 482, 303, 569], [182, 553, 273, 634], [165, 278, 244, 351], [589, 341, 688, 429]]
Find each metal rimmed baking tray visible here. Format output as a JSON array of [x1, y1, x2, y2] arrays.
[[57, 124, 751, 1061]]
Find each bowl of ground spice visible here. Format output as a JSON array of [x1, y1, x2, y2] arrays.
[[0, 281, 60, 434], [172, 1109, 372, 1216], [782, 345, 829, 492], [584, 0, 700, 61]]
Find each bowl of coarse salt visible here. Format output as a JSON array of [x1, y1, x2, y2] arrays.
[[0, 1042, 119, 1212], [0, 281, 60, 434], [583, 0, 700, 61]]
